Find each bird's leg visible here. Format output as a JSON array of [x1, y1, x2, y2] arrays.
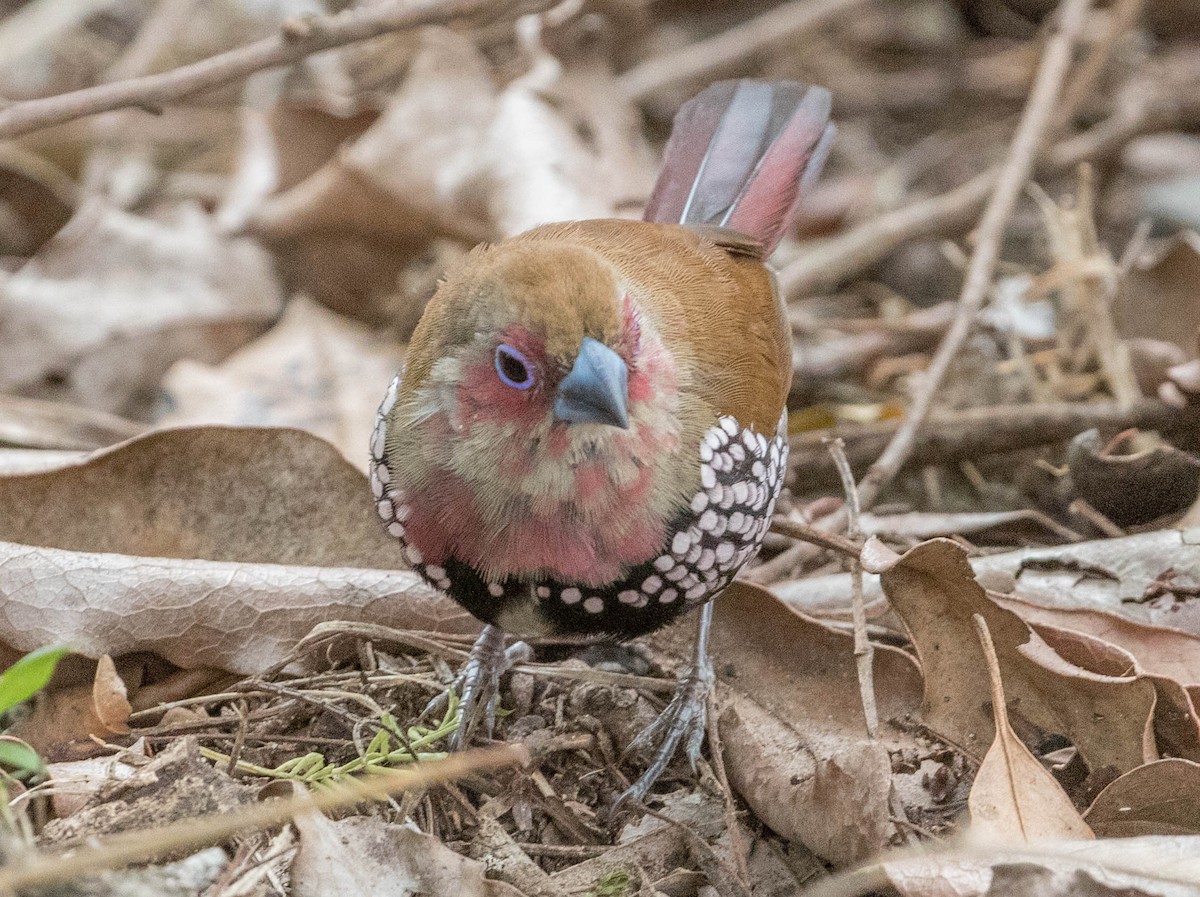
[[619, 601, 715, 807], [424, 625, 532, 749]]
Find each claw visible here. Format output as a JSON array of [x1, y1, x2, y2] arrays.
[[423, 625, 531, 750], [617, 602, 715, 808]]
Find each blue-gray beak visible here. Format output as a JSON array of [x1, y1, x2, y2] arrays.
[[554, 337, 629, 429]]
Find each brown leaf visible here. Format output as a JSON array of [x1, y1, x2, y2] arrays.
[[650, 580, 927, 865], [0, 426, 474, 673], [872, 538, 1158, 787], [1084, 759, 1200, 837], [967, 615, 1094, 843], [91, 655, 131, 735], [994, 595, 1200, 687], [292, 812, 524, 897]]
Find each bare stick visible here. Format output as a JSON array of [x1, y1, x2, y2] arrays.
[[0, 0, 549, 140], [618, 0, 872, 102], [766, 516, 860, 559], [786, 398, 1194, 486], [826, 438, 878, 737], [0, 744, 526, 893], [852, 0, 1094, 513]]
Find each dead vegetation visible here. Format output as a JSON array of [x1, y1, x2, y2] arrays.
[[1, 0, 1200, 894]]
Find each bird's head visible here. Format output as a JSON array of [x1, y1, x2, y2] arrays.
[[381, 240, 696, 585]]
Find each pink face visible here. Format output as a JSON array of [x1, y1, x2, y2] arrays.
[[453, 294, 646, 438], [397, 293, 686, 586]]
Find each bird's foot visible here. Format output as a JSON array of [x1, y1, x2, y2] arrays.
[[424, 625, 531, 750], [617, 646, 715, 808]]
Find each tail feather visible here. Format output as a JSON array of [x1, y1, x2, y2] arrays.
[[644, 80, 835, 255]]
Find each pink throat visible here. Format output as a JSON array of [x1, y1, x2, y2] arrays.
[[404, 343, 682, 587]]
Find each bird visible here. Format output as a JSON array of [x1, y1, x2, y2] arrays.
[[370, 79, 835, 803]]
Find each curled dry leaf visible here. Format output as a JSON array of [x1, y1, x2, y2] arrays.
[[10, 655, 134, 752], [649, 580, 926, 866], [0, 200, 282, 417], [158, 297, 404, 466], [0, 426, 474, 674], [1065, 429, 1199, 527], [1084, 758, 1200, 837], [966, 615, 1093, 843], [868, 538, 1158, 786], [91, 654, 132, 735], [292, 812, 524, 897]]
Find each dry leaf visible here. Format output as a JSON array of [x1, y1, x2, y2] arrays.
[[881, 836, 1200, 897], [0, 426, 474, 673], [966, 615, 1094, 843], [993, 595, 1200, 687], [157, 297, 404, 465], [650, 580, 927, 865], [1065, 429, 1199, 527], [0, 199, 282, 417], [91, 654, 132, 735], [292, 812, 524, 897], [869, 538, 1158, 786], [1084, 759, 1200, 837], [778, 530, 1200, 636]]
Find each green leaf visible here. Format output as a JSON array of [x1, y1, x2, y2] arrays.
[[0, 739, 43, 776], [0, 645, 70, 716]]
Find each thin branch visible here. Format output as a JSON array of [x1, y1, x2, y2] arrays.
[[786, 398, 1194, 486], [0, 0, 550, 140], [853, 0, 1094, 513], [827, 438, 878, 738], [618, 0, 872, 103], [0, 744, 526, 893], [766, 516, 860, 559]]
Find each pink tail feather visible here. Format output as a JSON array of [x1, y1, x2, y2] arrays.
[[643, 80, 834, 255]]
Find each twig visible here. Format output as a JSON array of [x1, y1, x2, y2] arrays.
[[765, 516, 861, 559], [1052, 0, 1146, 133], [826, 438, 878, 738], [787, 399, 1195, 486], [0, 0, 550, 140], [618, 0, 872, 102], [703, 689, 750, 889], [852, 0, 1094, 514], [0, 745, 526, 894], [1068, 498, 1126, 537]]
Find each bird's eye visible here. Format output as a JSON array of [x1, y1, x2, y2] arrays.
[[495, 344, 534, 389]]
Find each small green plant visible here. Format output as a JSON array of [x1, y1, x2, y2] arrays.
[[202, 690, 466, 785], [0, 645, 70, 777], [585, 870, 632, 897]]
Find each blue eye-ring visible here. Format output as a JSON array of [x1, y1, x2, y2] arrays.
[[495, 344, 534, 389]]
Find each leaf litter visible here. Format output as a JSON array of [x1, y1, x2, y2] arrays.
[[2, 0, 1200, 895]]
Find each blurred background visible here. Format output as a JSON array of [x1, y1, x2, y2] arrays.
[[0, 0, 1197, 529]]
